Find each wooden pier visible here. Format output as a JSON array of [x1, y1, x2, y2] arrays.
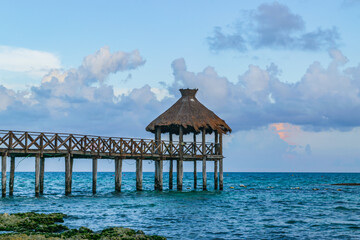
[[0, 88, 231, 197], [0, 129, 223, 196]]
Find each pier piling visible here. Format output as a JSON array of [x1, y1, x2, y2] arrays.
[[65, 155, 71, 195], [40, 157, 45, 194], [193, 133, 197, 189], [9, 156, 15, 196], [214, 160, 218, 190], [70, 157, 74, 190], [136, 159, 143, 191], [115, 157, 122, 192], [2, 154, 6, 197], [202, 129, 207, 190], [169, 160, 173, 190], [219, 133, 223, 190], [177, 126, 183, 191], [155, 160, 163, 191], [169, 133, 173, 190], [35, 155, 40, 197], [154, 127, 163, 191], [92, 157, 97, 194], [194, 160, 197, 189]]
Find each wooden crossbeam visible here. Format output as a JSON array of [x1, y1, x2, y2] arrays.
[[11, 133, 26, 149]]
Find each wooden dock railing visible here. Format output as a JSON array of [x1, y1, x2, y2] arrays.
[[0, 130, 220, 159]]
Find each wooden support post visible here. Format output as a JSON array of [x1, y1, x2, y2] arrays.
[[169, 133, 173, 190], [214, 131, 219, 190], [92, 157, 98, 194], [159, 159, 163, 190], [2, 154, 6, 197], [9, 156, 15, 196], [194, 160, 197, 189], [177, 159, 183, 191], [35, 155, 40, 197], [169, 160, 173, 190], [65, 154, 71, 195], [70, 157, 74, 190], [202, 129, 207, 190], [154, 127, 163, 191], [193, 133, 197, 189], [214, 160, 218, 190], [155, 159, 163, 191], [115, 158, 122, 192], [219, 133, 223, 190], [177, 126, 184, 191], [136, 159, 143, 191], [40, 157, 45, 194]]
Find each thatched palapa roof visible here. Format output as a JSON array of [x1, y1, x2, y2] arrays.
[[146, 89, 232, 135]]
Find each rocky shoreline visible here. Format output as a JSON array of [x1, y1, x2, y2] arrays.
[[0, 212, 165, 239]]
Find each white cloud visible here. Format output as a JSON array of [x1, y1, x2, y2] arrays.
[[0, 46, 61, 77], [208, 2, 339, 52], [78, 46, 145, 84]]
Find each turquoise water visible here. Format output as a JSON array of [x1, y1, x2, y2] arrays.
[[1, 172, 360, 239]]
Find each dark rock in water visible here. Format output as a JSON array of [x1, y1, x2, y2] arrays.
[[78, 226, 93, 233], [331, 183, 360, 186], [0, 212, 166, 239], [0, 212, 68, 233]]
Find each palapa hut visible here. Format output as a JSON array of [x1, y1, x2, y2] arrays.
[[146, 88, 231, 191]]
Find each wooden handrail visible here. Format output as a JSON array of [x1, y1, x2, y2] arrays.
[[0, 130, 222, 157]]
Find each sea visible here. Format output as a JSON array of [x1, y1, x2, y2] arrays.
[[1, 172, 360, 239]]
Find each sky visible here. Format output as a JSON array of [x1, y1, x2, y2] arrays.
[[1, 0, 360, 172]]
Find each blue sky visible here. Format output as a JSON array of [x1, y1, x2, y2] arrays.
[[1, 0, 360, 172]]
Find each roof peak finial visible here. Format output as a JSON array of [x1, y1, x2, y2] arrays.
[[179, 88, 198, 98]]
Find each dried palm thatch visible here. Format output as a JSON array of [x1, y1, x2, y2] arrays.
[[146, 89, 232, 135]]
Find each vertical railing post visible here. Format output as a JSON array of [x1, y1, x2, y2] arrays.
[[140, 139, 144, 158], [82, 136, 86, 154], [40, 133, 44, 155], [119, 138, 123, 155], [97, 137, 101, 154], [9, 131, 13, 150], [109, 138, 112, 155], [193, 133, 196, 156], [54, 133, 58, 153], [25, 132, 28, 153], [68, 135, 73, 153]]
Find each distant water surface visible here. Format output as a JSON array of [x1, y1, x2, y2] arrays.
[[1, 172, 360, 239]]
